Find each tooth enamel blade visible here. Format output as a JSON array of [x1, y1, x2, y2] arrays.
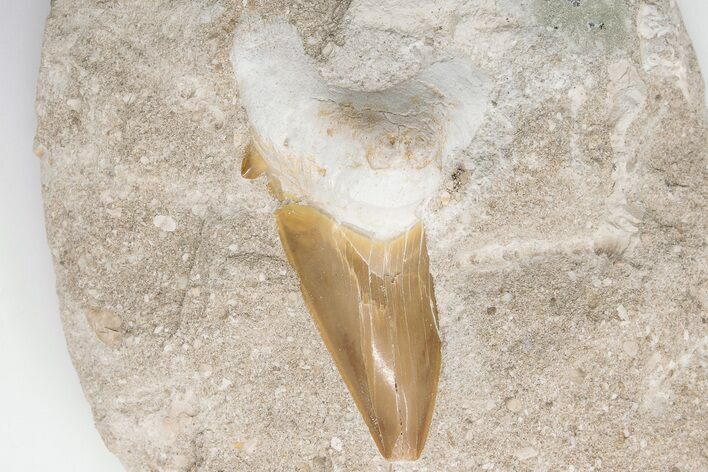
[[275, 203, 441, 461]]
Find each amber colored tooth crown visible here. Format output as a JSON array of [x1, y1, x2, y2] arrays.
[[275, 203, 441, 461]]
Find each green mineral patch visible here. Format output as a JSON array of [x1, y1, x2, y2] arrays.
[[531, 0, 630, 52]]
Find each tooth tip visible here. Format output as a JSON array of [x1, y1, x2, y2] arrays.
[[276, 203, 441, 461]]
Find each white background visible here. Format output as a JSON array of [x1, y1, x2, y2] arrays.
[[0, 1, 705, 470]]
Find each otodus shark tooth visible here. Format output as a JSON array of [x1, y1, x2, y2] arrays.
[[275, 203, 441, 461], [230, 16, 489, 461]]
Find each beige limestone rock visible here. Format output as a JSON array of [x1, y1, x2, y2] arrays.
[[35, 0, 706, 470]]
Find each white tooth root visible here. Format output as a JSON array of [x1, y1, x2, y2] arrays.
[[231, 17, 490, 239]]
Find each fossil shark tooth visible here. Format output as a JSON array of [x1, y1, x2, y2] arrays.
[[231, 17, 489, 461]]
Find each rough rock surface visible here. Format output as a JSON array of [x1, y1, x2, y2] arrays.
[[35, 1, 706, 470]]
